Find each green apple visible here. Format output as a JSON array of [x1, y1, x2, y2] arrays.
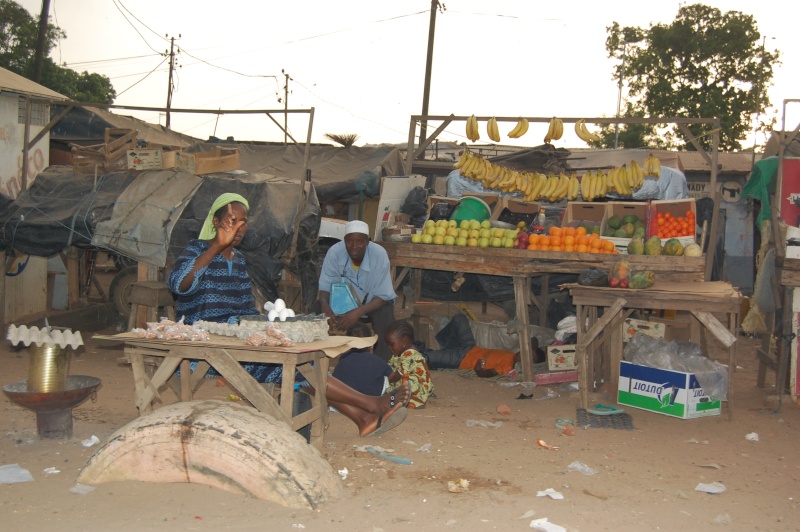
[[444, 235, 456, 245], [479, 228, 491, 239], [490, 237, 503, 248], [480, 220, 492, 230], [459, 219, 470, 230], [433, 235, 445, 245], [456, 236, 468, 246], [467, 238, 478, 247], [505, 229, 517, 240], [447, 227, 460, 238], [458, 229, 469, 239], [478, 237, 490, 248], [411, 234, 423, 244], [469, 220, 481, 231], [503, 237, 515, 248], [425, 226, 436, 236], [424, 219, 435, 229], [492, 228, 505, 239], [437, 219, 449, 228], [422, 234, 433, 244], [448, 219, 458, 229], [468, 229, 480, 239], [435, 227, 447, 237]]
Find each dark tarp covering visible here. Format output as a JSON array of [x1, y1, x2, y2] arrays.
[[0, 167, 322, 310], [186, 142, 406, 203]]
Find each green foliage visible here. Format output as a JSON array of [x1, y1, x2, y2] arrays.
[[0, 0, 115, 103], [605, 4, 780, 151]]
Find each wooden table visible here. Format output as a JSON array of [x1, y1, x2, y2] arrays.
[[568, 282, 741, 418], [383, 241, 705, 382], [107, 334, 376, 450]]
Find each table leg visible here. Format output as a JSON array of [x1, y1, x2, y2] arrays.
[[133, 356, 182, 414], [180, 360, 191, 401], [128, 350, 155, 415], [577, 304, 589, 408], [297, 355, 329, 448], [514, 275, 534, 381], [280, 362, 298, 423], [539, 274, 550, 327]]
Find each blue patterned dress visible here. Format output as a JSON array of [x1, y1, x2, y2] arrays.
[[168, 239, 285, 383]]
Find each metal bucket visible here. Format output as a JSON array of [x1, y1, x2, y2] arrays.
[[27, 344, 70, 392]]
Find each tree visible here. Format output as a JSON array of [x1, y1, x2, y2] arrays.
[[0, 0, 115, 103], [605, 4, 779, 151]]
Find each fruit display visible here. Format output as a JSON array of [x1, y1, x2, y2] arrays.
[[684, 243, 702, 257], [465, 114, 480, 143], [605, 213, 646, 239], [487, 117, 501, 142], [544, 117, 564, 144], [608, 259, 631, 288], [662, 238, 684, 256], [653, 209, 695, 239], [643, 236, 663, 255], [629, 270, 656, 289], [643, 154, 662, 178], [574, 119, 602, 143]]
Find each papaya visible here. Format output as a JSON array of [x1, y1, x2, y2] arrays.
[[633, 219, 645, 231], [607, 215, 622, 229], [644, 236, 662, 256], [684, 243, 702, 257], [630, 270, 656, 289], [627, 237, 644, 255], [621, 223, 635, 237], [622, 214, 639, 225], [663, 238, 684, 256], [614, 229, 628, 238], [633, 227, 646, 239]]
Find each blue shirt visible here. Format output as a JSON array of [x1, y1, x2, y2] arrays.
[[319, 240, 396, 304], [168, 239, 259, 324]]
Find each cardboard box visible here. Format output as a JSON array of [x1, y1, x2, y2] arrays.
[[601, 201, 648, 254], [561, 202, 607, 231], [494, 198, 540, 227], [176, 147, 240, 175], [127, 148, 162, 170], [161, 150, 177, 169], [547, 344, 577, 371], [617, 361, 721, 419], [622, 318, 666, 342], [427, 195, 460, 221], [374, 175, 428, 241], [648, 199, 697, 248]]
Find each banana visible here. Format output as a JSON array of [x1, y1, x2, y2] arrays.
[[579, 120, 602, 142], [466, 114, 480, 142], [644, 154, 661, 178], [517, 118, 529, 137], [599, 172, 608, 197], [568, 174, 580, 201], [531, 173, 547, 200], [541, 174, 557, 199], [631, 160, 644, 188], [454, 149, 470, 169], [552, 117, 564, 140], [550, 173, 569, 202], [608, 167, 620, 195], [581, 172, 592, 201], [487, 117, 500, 142], [593, 171, 604, 200], [507, 118, 523, 138], [544, 118, 555, 144], [574, 119, 590, 142]]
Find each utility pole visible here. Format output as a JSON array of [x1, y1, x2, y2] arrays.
[[419, 0, 444, 156], [33, 0, 52, 83], [751, 36, 772, 170], [165, 35, 178, 128], [282, 70, 290, 144]]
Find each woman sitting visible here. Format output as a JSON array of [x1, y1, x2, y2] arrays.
[[167, 193, 409, 436]]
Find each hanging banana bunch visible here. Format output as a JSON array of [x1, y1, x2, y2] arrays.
[[487, 117, 501, 143], [643, 154, 661, 178], [629, 160, 645, 189], [507, 117, 529, 139], [567, 173, 580, 201], [574, 119, 602, 143], [543, 117, 564, 144], [465, 114, 480, 143]]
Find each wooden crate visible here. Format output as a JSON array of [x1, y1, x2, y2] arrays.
[[176, 147, 240, 175], [71, 128, 138, 173]]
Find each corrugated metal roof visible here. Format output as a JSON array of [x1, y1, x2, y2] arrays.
[[566, 148, 753, 174], [0, 66, 68, 100]]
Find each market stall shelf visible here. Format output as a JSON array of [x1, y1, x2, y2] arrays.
[[383, 241, 706, 382], [97, 333, 377, 449], [567, 282, 741, 419]]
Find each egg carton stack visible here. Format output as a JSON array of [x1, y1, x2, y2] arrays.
[[193, 320, 258, 339]]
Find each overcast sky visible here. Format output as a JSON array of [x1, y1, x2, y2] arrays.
[[17, 0, 798, 148]]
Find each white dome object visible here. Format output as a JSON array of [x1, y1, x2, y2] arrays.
[[264, 301, 275, 311], [287, 309, 295, 318], [274, 299, 286, 312], [278, 309, 289, 322], [267, 310, 279, 322]]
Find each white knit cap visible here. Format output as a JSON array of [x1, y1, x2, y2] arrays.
[[344, 220, 370, 236]]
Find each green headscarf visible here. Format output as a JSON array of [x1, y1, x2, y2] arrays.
[[199, 193, 250, 239]]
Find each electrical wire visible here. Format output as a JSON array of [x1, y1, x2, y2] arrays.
[[113, 0, 168, 42], [177, 47, 276, 79], [115, 56, 168, 98], [67, 53, 162, 67], [52, 0, 62, 65], [111, 0, 166, 56]]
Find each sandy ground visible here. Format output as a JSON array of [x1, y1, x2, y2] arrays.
[[1, 325, 798, 532]]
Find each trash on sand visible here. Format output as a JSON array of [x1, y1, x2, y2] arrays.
[[337, 468, 348, 480], [466, 419, 502, 429], [536, 488, 564, 500], [416, 443, 431, 452], [745, 432, 759, 441], [354, 444, 393, 453], [567, 461, 597, 475], [516, 393, 534, 400], [518, 510, 537, 519], [366, 446, 412, 465], [696, 463, 722, 470], [712, 513, 732, 525], [558, 424, 575, 436], [69, 483, 95, 495], [536, 388, 560, 401], [530, 517, 567, 531], [447, 478, 470, 493], [43, 467, 60, 475], [684, 438, 709, 445], [496, 403, 512, 416], [291, 524, 306, 529], [695, 481, 726, 494], [0, 464, 34, 484], [81, 435, 100, 448], [536, 439, 559, 451]]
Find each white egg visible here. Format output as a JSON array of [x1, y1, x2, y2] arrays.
[[274, 299, 286, 312], [278, 309, 289, 321], [267, 309, 278, 322], [264, 301, 275, 311], [287, 309, 295, 317]]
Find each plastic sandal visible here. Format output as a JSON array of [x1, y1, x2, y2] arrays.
[[587, 404, 625, 415]]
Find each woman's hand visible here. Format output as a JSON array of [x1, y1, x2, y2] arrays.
[[214, 204, 246, 250]]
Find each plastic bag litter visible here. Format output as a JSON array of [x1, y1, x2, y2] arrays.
[[466, 419, 502, 429], [0, 464, 33, 484], [567, 461, 598, 475], [695, 481, 726, 494], [530, 517, 567, 532]]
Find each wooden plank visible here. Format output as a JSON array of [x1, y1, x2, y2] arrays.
[[691, 310, 737, 348], [779, 267, 800, 287], [514, 276, 534, 381], [577, 298, 627, 351]]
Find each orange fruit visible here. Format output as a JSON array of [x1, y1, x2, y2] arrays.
[[612, 249, 620, 254], [576, 235, 589, 246], [563, 235, 575, 246], [576, 244, 588, 253], [575, 226, 587, 236], [528, 233, 540, 245], [550, 236, 561, 247], [550, 245, 561, 252], [539, 235, 550, 247], [590, 239, 602, 249], [563, 226, 576, 237], [603, 240, 615, 251], [548, 226, 563, 237], [564, 245, 575, 252]]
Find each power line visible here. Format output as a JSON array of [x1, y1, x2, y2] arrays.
[[114, 0, 168, 42], [111, 0, 166, 56], [67, 53, 162, 67], [177, 47, 278, 80], [115, 56, 168, 98]]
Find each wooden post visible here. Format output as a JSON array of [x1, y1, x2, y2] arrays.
[[513, 275, 534, 381], [66, 247, 80, 309]]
